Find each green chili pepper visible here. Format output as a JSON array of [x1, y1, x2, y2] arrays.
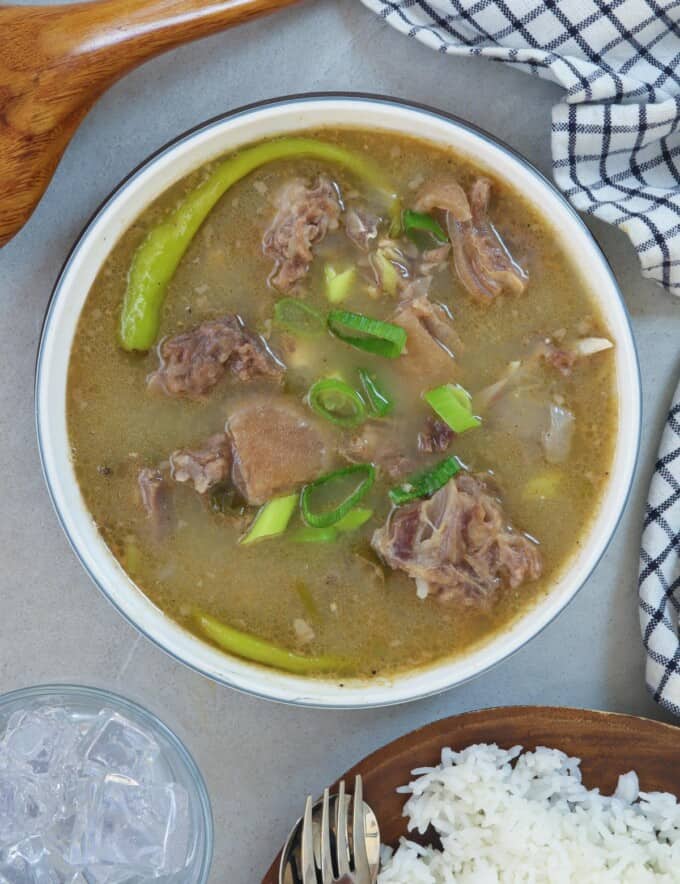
[[119, 138, 400, 351], [194, 610, 347, 674]]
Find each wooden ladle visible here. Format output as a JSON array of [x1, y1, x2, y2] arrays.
[[0, 0, 302, 247]]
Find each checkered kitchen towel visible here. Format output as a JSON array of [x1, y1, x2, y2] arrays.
[[640, 381, 680, 716], [361, 0, 680, 294]]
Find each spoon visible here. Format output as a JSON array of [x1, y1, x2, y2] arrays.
[[279, 788, 381, 884], [0, 0, 302, 248]]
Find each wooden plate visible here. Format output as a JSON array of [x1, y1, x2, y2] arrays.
[[262, 706, 680, 883]]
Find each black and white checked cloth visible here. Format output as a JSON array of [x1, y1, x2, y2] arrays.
[[640, 382, 680, 716], [361, 0, 680, 294]]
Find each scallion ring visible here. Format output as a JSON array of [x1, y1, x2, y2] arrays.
[[424, 383, 481, 433], [273, 298, 325, 336], [389, 456, 462, 506], [307, 378, 367, 428], [327, 310, 407, 358], [403, 209, 448, 248], [301, 464, 376, 528], [358, 369, 394, 416]]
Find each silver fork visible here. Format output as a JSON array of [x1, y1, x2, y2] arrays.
[[300, 775, 372, 884]]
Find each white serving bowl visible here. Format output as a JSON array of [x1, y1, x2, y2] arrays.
[[36, 95, 641, 708]]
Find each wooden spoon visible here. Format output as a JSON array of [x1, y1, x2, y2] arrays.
[[0, 0, 302, 247]]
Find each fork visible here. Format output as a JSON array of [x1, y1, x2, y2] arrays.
[[300, 775, 373, 884]]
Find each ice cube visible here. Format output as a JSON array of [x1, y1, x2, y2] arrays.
[[2, 709, 79, 777], [78, 712, 159, 783], [0, 772, 55, 848], [80, 774, 190, 876], [0, 848, 67, 884]]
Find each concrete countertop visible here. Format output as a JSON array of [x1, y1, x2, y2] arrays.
[[1, 2, 679, 880]]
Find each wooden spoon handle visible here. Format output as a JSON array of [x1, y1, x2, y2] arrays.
[[0, 0, 302, 247]]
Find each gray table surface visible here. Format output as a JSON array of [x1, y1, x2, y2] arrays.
[[2, 1, 680, 880]]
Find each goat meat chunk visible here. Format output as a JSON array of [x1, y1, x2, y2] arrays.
[[392, 294, 461, 384], [415, 176, 528, 303], [148, 316, 283, 400], [170, 433, 232, 494], [417, 417, 455, 453], [227, 396, 334, 505], [371, 473, 542, 605], [263, 176, 342, 292]]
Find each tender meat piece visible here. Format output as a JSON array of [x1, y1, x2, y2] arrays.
[[227, 396, 334, 505], [341, 421, 415, 480], [450, 177, 528, 302], [371, 473, 542, 605], [420, 243, 451, 275], [138, 468, 174, 539], [345, 206, 379, 251], [263, 176, 342, 291], [415, 176, 528, 303], [417, 417, 455, 453], [170, 433, 231, 494], [414, 178, 472, 220], [392, 294, 461, 383], [148, 316, 283, 400], [399, 275, 432, 302]]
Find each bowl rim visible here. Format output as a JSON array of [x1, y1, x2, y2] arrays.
[[35, 92, 642, 709], [0, 682, 214, 881]]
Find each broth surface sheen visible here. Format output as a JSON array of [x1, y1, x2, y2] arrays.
[[66, 128, 617, 680]]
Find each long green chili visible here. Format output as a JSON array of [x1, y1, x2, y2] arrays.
[[119, 138, 400, 351], [194, 610, 347, 674]]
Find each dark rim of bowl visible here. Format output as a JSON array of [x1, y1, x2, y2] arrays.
[[34, 92, 643, 710], [0, 682, 213, 881]]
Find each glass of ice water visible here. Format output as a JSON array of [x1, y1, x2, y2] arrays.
[[0, 683, 213, 882]]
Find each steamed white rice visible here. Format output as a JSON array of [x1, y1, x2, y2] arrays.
[[377, 743, 680, 882]]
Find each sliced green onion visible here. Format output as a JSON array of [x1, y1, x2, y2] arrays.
[[358, 369, 394, 417], [293, 507, 373, 541], [389, 456, 462, 506], [273, 298, 325, 336], [301, 464, 376, 528], [424, 383, 481, 434], [328, 310, 407, 359], [334, 507, 373, 531], [403, 209, 448, 248], [370, 249, 400, 296], [307, 378, 367, 428], [194, 610, 347, 674], [324, 264, 356, 304], [293, 526, 339, 543], [239, 493, 298, 545]]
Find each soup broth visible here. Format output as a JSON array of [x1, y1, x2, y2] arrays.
[[66, 128, 617, 679]]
